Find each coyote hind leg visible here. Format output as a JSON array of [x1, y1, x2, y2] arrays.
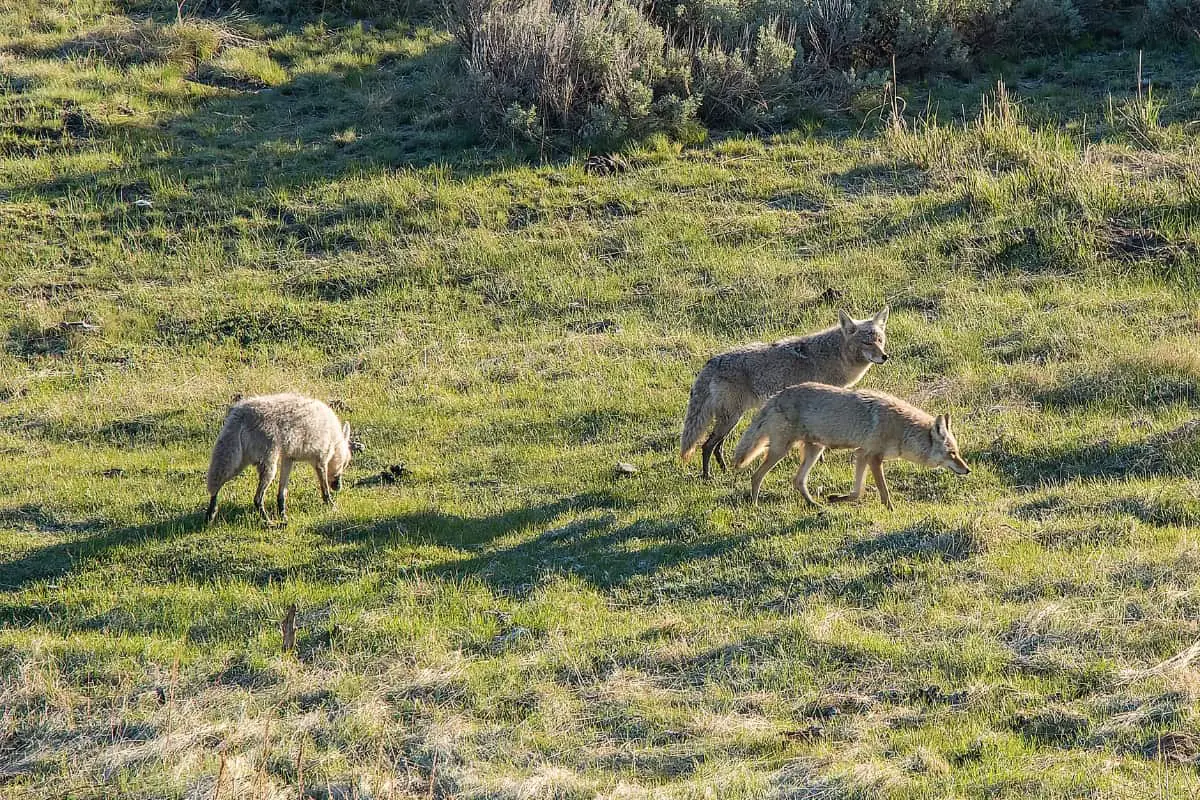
[[702, 410, 740, 478], [253, 458, 278, 524]]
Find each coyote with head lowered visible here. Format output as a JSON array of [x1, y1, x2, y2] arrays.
[[732, 382, 970, 507], [205, 393, 352, 525], [680, 307, 891, 478]]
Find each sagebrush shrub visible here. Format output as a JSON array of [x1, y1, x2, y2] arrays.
[[694, 25, 797, 127], [801, 0, 867, 68], [451, 0, 674, 144], [1002, 0, 1084, 51], [1145, 0, 1200, 38], [448, 0, 1180, 146], [860, 0, 969, 75]]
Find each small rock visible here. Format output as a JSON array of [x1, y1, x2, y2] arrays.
[[57, 320, 100, 333], [62, 106, 94, 138], [570, 319, 622, 335], [783, 724, 825, 741], [492, 626, 531, 651], [615, 462, 638, 476], [379, 463, 405, 483], [133, 198, 154, 209]]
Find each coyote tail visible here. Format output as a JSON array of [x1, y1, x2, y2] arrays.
[[732, 411, 770, 469], [206, 425, 243, 494], [679, 374, 714, 461]]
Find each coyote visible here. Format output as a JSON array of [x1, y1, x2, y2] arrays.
[[680, 307, 891, 478], [732, 382, 969, 507], [205, 393, 352, 525]]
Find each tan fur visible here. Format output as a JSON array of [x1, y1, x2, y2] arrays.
[[732, 382, 970, 508], [205, 393, 352, 525], [680, 308, 891, 478]]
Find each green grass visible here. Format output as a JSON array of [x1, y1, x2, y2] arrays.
[[3, 3, 1200, 798]]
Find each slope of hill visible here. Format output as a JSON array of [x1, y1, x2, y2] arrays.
[[2, 4, 1200, 798]]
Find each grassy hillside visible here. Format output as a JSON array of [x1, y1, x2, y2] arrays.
[[3, 3, 1200, 798]]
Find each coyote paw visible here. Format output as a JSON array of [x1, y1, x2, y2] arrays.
[[828, 494, 860, 504]]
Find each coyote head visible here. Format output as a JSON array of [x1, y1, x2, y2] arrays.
[[328, 421, 353, 491], [839, 306, 890, 365], [928, 414, 970, 475]]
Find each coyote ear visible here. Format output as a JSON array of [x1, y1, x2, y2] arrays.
[[342, 421, 351, 441], [838, 310, 856, 336], [934, 414, 949, 436], [874, 305, 890, 326]]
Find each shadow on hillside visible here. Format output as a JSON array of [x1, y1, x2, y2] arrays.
[[1014, 491, 1200, 528], [6, 27, 478, 204], [827, 160, 930, 196], [0, 512, 205, 591], [672, 627, 889, 678], [320, 490, 621, 550], [313, 493, 970, 608], [846, 518, 982, 562], [314, 490, 759, 595], [1032, 368, 1200, 411], [984, 423, 1200, 488]]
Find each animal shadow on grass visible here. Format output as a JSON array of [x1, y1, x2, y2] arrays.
[[0, 512, 205, 591], [316, 490, 756, 596], [986, 421, 1200, 488], [317, 495, 948, 609], [828, 160, 930, 197], [663, 626, 894, 689], [846, 518, 983, 562]]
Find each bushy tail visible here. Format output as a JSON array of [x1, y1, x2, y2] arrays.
[[206, 424, 243, 494], [679, 374, 714, 461], [732, 410, 771, 469]]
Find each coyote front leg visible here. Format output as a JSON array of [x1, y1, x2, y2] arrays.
[[829, 449, 869, 503], [792, 443, 827, 507], [868, 455, 893, 511]]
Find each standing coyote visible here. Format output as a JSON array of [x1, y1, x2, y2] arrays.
[[680, 307, 891, 478], [732, 382, 970, 507], [205, 393, 352, 525]]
